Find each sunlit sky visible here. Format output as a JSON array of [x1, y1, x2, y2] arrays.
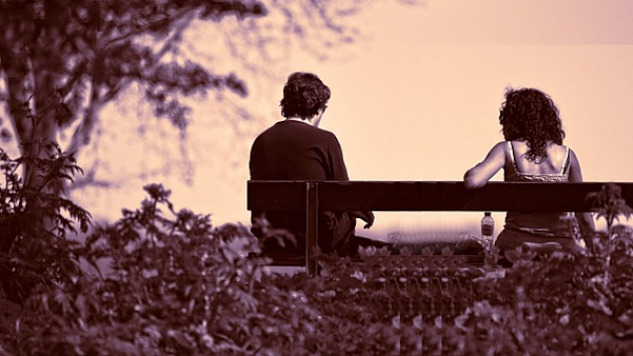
[[77, 0, 633, 240]]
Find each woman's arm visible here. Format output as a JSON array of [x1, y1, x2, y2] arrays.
[[568, 149, 597, 248], [463, 142, 507, 189], [567, 149, 584, 183]]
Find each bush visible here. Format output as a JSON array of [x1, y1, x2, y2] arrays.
[[0, 145, 90, 304], [2, 183, 328, 355], [1, 148, 633, 355]]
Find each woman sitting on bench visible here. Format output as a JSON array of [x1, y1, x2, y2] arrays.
[[463, 87, 595, 255]]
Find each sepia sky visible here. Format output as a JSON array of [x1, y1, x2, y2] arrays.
[[78, 0, 633, 240]]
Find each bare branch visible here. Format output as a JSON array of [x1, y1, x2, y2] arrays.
[[101, 5, 198, 49], [66, 79, 101, 156]]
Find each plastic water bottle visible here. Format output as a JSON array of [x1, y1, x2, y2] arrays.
[[481, 212, 494, 242]]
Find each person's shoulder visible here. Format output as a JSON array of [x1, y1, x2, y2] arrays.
[[551, 142, 572, 158], [480, 141, 508, 162], [298, 124, 338, 140], [316, 128, 341, 145], [254, 120, 288, 136], [507, 140, 527, 148], [251, 121, 283, 146], [315, 127, 337, 138], [491, 141, 509, 152], [567, 146, 579, 161]]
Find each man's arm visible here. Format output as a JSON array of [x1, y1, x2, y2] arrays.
[[327, 133, 350, 181], [350, 210, 375, 228], [327, 134, 374, 228]]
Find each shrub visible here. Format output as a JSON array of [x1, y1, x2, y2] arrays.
[[0, 145, 90, 304], [2, 150, 633, 356], [3, 184, 327, 355]]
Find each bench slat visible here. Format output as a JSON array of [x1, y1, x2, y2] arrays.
[[248, 181, 633, 212], [247, 181, 306, 211]]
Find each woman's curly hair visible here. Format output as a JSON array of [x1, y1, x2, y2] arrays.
[[280, 72, 330, 119], [499, 87, 565, 162]]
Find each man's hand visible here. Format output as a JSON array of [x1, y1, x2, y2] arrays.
[[351, 211, 375, 229], [362, 211, 375, 229]]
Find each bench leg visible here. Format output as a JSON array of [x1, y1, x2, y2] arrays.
[[306, 182, 318, 275]]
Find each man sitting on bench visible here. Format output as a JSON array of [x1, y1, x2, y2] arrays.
[[249, 72, 384, 258]]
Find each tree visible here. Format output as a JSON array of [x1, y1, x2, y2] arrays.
[[0, 0, 266, 300], [0, 0, 416, 300], [0, 0, 266, 184], [0, 0, 414, 188]]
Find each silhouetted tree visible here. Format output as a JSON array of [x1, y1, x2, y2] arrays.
[[0, 0, 415, 187], [0, 0, 416, 299], [0, 1, 267, 184], [0, 1, 264, 295]]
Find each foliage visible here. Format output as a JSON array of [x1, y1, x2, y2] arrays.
[[588, 183, 633, 229], [2, 182, 633, 355], [0, 146, 90, 303], [2, 184, 324, 355], [0, 0, 409, 188], [290, 228, 633, 355], [0, 0, 264, 148], [587, 182, 633, 284]]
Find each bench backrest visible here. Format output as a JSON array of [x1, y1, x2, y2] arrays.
[[248, 181, 633, 212]]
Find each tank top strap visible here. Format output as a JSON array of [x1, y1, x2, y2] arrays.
[[560, 146, 571, 174], [507, 141, 518, 171]]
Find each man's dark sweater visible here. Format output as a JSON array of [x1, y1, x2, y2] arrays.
[[249, 120, 353, 255], [250, 120, 349, 181]]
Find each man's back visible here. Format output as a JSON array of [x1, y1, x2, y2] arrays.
[[249, 119, 353, 255], [250, 120, 348, 181]]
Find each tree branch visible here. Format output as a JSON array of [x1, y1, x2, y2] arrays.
[[66, 79, 101, 156], [101, 5, 198, 50]]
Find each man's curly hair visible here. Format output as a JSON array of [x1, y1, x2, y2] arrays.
[[280, 72, 330, 119], [499, 87, 565, 162]]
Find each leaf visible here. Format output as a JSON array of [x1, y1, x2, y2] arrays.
[[586, 298, 613, 316], [105, 337, 141, 356]]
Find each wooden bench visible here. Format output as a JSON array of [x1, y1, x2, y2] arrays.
[[247, 181, 633, 274]]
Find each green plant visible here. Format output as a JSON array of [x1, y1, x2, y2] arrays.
[[588, 183, 633, 285], [4, 184, 326, 355], [0, 145, 90, 304], [3, 181, 633, 355]]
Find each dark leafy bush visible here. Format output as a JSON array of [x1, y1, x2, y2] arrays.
[[2, 157, 633, 355], [2, 183, 328, 355], [0, 145, 90, 303]]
